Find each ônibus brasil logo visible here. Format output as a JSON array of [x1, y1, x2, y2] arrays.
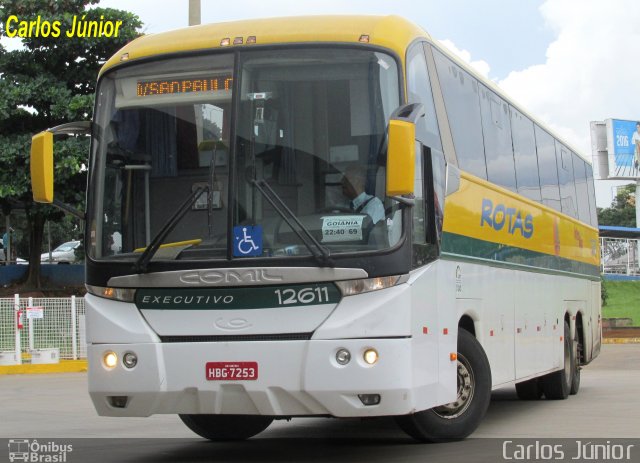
[[8, 439, 73, 462]]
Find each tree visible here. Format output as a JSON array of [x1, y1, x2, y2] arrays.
[[597, 184, 637, 228], [0, 0, 142, 287]]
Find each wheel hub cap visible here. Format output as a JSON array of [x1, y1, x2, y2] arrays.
[[433, 353, 475, 419]]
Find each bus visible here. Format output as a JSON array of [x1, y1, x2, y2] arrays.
[[30, 15, 601, 441]]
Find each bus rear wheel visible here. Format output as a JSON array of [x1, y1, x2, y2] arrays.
[[541, 322, 573, 400], [395, 329, 491, 442], [570, 330, 581, 395], [515, 378, 543, 400], [179, 414, 273, 441]]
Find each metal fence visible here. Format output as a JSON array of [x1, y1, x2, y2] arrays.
[[0, 295, 86, 362], [600, 237, 640, 276]]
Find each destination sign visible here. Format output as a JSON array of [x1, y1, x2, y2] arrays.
[[136, 75, 233, 97]]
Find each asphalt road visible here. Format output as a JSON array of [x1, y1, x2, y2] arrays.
[[1, 344, 639, 463]]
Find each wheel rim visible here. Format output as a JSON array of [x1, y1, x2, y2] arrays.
[[432, 353, 475, 419]]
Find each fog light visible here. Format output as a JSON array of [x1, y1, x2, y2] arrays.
[[358, 394, 381, 406], [336, 348, 351, 365], [103, 351, 118, 369], [122, 352, 138, 369], [108, 396, 129, 408], [363, 348, 378, 365]]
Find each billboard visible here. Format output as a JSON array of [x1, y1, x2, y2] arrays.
[[606, 118, 640, 178]]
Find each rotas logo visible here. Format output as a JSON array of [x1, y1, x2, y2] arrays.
[[480, 199, 534, 239]]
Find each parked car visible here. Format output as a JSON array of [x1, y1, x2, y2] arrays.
[[40, 240, 81, 264]]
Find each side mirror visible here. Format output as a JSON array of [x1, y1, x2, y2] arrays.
[[30, 131, 54, 203], [30, 121, 91, 204], [386, 103, 425, 197]]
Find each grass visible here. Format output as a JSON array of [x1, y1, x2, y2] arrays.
[[602, 280, 640, 325]]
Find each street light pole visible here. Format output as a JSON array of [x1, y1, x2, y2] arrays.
[[189, 0, 201, 26]]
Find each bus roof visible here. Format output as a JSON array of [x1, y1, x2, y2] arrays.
[[99, 15, 429, 76], [99, 14, 589, 163]]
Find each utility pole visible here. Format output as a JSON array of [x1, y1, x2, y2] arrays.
[[189, 0, 201, 26]]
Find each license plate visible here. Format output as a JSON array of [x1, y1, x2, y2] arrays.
[[205, 362, 258, 381]]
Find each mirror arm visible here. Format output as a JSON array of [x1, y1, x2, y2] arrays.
[[48, 121, 92, 136], [52, 199, 85, 221], [389, 195, 415, 207], [389, 103, 425, 125]]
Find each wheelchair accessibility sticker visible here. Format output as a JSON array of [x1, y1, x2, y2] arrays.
[[233, 225, 263, 257]]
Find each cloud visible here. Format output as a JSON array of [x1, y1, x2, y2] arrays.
[[438, 39, 491, 78], [497, 0, 640, 206], [499, 0, 640, 155]]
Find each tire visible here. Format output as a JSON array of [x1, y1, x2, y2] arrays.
[[541, 322, 573, 400], [179, 414, 273, 441], [515, 378, 543, 400], [395, 329, 492, 442], [570, 330, 581, 395]]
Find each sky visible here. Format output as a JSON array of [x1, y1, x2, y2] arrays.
[[4, 0, 639, 208]]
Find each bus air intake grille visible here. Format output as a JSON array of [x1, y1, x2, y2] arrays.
[[159, 333, 313, 343]]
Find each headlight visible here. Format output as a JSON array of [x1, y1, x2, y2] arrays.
[[86, 285, 136, 302], [335, 275, 402, 296]]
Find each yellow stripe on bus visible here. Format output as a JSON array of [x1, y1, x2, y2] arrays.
[[442, 173, 600, 267]]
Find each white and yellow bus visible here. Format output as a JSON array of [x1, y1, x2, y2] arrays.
[[31, 15, 601, 441]]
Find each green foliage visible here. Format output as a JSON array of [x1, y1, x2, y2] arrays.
[[0, 0, 142, 286], [597, 184, 637, 227], [601, 276, 608, 306]]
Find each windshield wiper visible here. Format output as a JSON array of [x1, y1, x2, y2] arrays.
[[251, 179, 333, 267], [133, 185, 207, 273]]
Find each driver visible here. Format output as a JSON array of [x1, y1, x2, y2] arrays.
[[340, 163, 385, 225]]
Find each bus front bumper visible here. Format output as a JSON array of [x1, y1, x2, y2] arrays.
[[88, 337, 436, 418]]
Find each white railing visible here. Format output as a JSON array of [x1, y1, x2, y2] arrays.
[[0, 295, 86, 363], [600, 237, 640, 276]]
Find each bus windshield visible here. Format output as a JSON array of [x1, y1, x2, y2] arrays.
[[88, 48, 401, 263]]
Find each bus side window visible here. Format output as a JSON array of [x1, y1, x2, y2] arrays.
[[573, 152, 590, 224], [406, 43, 444, 267], [480, 85, 516, 191], [585, 163, 598, 226], [433, 47, 487, 180], [534, 125, 562, 212], [511, 107, 541, 202], [556, 141, 578, 219]]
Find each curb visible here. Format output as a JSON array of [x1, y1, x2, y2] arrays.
[[0, 360, 87, 375], [603, 338, 640, 344]]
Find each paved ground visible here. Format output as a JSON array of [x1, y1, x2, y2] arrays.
[[0, 344, 638, 462]]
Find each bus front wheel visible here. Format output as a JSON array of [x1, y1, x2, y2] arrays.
[[395, 329, 491, 442], [179, 414, 273, 441]]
